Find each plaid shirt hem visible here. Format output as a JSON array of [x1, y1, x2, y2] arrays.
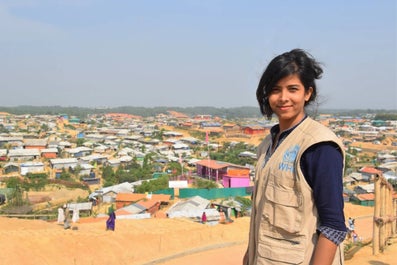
[[318, 226, 347, 245]]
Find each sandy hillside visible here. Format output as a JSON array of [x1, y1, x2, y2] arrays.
[[0, 202, 396, 265], [27, 187, 90, 211], [0, 215, 249, 265]]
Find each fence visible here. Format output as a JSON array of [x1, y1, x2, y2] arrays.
[[178, 187, 251, 200], [372, 173, 397, 254], [0, 214, 57, 220], [153, 188, 175, 199], [154, 187, 252, 200]]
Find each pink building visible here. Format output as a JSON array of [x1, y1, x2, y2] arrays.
[[195, 159, 251, 188], [222, 175, 250, 188]]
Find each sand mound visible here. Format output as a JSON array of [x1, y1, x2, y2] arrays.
[[0, 215, 249, 265], [0, 202, 396, 265]]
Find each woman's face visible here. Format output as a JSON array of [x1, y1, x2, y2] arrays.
[[268, 74, 312, 130]]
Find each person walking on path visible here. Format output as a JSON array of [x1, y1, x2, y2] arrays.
[[72, 207, 80, 223], [348, 217, 355, 232], [106, 206, 116, 231], [63, 205, 71, 229], [201, 212, 207, 224], [57, 207, 65, 224]]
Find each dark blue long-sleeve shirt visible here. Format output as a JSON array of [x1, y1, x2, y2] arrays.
[[266, 117, 347, 245]]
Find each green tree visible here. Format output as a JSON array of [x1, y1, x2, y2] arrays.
[[166, 162, 182, 176], [235, 196, 252, 216], [5, 177, 23, 189], [152, 128, 165, 140], [135, 176, 169, 193], [76, 138, 86, 147], [8, 184, 25, 207], [0, 124, 9, 133], [40, 123, 49, 132], [194, 178, 218, 189], [344, 155, 353, 175], [102, 165, 118, 187], [25, 173, 48, 191], [209, 141, 256, 166], [59, 168, 72, 181], [141, 145, 146, 153], [115, 166, 139, 183], [71, 165, 82, 176]]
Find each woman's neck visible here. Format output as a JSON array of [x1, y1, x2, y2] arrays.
[[278, 115, 306, 132]]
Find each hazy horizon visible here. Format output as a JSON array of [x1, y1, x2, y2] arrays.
[[0, 104, 395, 112]]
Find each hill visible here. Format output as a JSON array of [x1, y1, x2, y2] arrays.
[[0, 202, 396, 265]]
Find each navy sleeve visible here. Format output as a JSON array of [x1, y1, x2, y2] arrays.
[[300, 142, 347, 232]]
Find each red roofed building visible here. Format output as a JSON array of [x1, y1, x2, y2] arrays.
[[115, 193, 146, 208], [242, 125, 267, 135], [355, 193, 375, 206], [195, 159, 250, 187], [359, 166, 382, 182], [135, 199, 161, 215]]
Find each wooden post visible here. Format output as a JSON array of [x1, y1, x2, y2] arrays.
[[373, 173, 396, 254], [391, 193, 394, 235], [391, 199, 397, 235], [386, 190, 391, 239], [380, 182, 386, 250], [373, 175, 380, 255]]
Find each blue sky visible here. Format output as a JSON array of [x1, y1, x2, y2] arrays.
[[0, 0, 396, 110]]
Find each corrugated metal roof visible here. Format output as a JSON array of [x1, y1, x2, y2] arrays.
[[167, 196, 210, 216]]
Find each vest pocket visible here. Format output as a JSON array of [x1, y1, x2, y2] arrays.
[[263, 182, 302, 233], [257, 233, 305, 264]]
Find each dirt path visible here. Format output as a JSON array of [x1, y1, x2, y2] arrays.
[[142, 202, 397, 265], [146, 236, 397, 265], [142, 242, 246, 265]]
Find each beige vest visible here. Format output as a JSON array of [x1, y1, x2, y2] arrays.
[[246, 117, 345, 265]]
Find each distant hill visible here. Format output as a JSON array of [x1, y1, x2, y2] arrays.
[[0, 105, 263, 119], [0, 105, 395, 120]]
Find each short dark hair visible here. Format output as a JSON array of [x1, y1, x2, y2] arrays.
[[256, 49, 323, 119]]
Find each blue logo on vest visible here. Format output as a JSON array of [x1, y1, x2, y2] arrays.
[[278, 145, 300, 172]]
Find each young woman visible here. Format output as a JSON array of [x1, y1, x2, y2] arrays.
[[244, 49, 347, 265]]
